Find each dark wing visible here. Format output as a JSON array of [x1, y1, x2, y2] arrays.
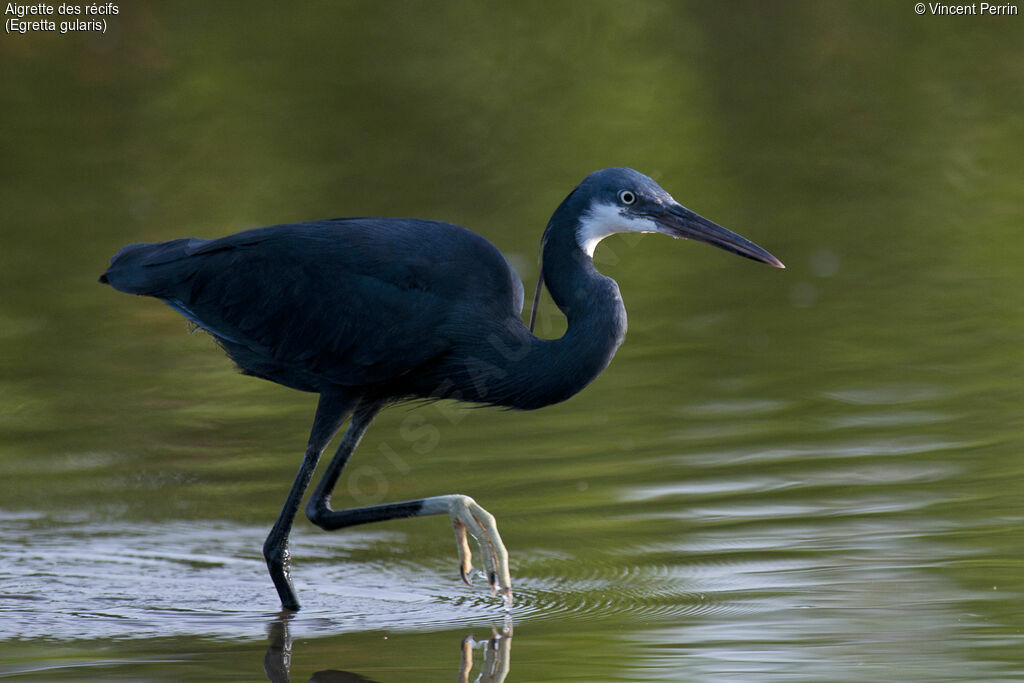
[[104, 218, 524, 388]]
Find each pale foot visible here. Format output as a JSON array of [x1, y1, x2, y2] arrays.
[[422, 494, 512, 602]]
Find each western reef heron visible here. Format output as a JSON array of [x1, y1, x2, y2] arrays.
[[100, 167, 784, 611]]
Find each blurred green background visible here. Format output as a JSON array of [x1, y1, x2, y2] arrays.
[[1, 1, 1023, 680]]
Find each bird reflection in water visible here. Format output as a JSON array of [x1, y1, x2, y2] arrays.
[[263, 612, 512, 683]]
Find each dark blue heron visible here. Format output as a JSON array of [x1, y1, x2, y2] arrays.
[[100, 167, 784, 611]]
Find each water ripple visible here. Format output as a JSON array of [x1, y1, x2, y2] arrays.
[[0, 515, 811, 640]]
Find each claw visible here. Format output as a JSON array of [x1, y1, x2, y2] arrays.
[[453, 517, 474, 585], [443, 495, 512, 602]]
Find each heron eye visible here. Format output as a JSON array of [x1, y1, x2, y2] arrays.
[[618, 190, 636, 205]]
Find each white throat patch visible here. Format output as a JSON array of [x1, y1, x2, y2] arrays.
[[576, 202, 660, 257]]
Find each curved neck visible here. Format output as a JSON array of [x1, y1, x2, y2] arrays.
[[540, 216, 620, 327], [465, 215, 627, 410]]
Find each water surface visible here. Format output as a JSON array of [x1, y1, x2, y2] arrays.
[[2, 2, 1023, 680]]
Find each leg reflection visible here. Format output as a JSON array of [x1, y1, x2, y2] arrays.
[[265, 612, 513, 682], [264, 610, 294, 683], [458, 620, 513, 683]]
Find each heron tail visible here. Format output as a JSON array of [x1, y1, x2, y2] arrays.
[[98, 238, 207, 296]]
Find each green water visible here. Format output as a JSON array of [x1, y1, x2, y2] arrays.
[[2, 1, 1023, 680]]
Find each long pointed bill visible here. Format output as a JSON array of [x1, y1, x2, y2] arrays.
[[658, 203, 785, 268]]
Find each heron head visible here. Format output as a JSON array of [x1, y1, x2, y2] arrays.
[[528, 168, 784, 331], [573, 167, 784, 268]]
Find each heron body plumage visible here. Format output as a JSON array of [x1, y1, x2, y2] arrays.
[[101, 215, 624, 409]]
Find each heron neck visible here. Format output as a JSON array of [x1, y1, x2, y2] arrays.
[[490, 224, 627, 409]]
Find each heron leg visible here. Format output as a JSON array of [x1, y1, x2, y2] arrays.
[[263, 390, 355, 611], [304, 405, 512, 602]]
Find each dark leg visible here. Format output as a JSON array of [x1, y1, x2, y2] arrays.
[[303, 399, 386, 526], [263, 390, 355, 611], [305, 401, 512, 601]]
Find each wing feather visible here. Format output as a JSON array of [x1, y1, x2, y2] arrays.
[[124, 218, 522, 388]]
